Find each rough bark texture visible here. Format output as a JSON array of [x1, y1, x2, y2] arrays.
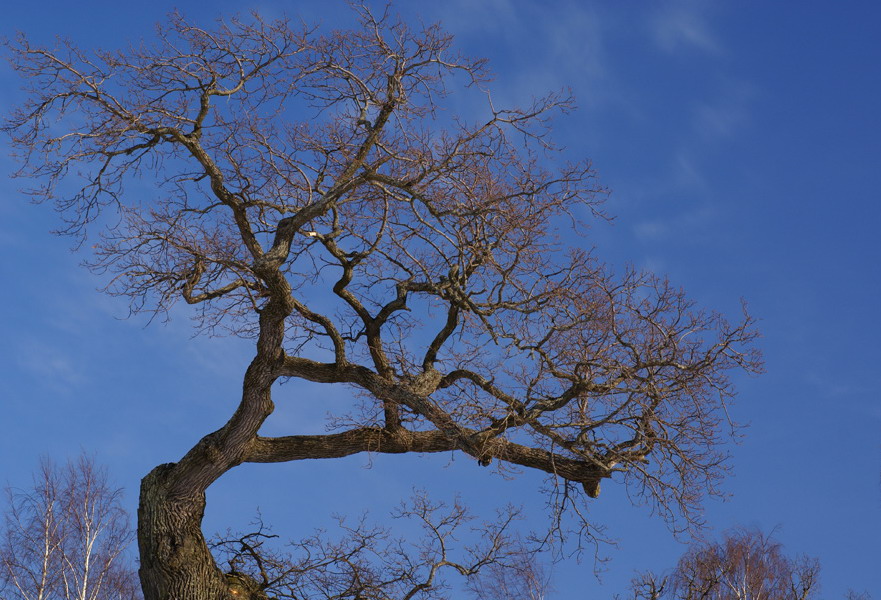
[[138, 466, 228, 600]]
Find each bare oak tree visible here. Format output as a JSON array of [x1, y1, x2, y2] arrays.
[[0, 455, 140, 600], [3, 5, 761, 599], [625, 528, 820, 600]]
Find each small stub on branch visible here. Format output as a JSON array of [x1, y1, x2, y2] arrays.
[[582, 479, 601, 498]]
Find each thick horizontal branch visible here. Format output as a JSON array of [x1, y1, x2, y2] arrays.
[[243, 419, 610, 496], [244, 428, 454, 462]]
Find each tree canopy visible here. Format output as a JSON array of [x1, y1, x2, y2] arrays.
[[3, 5, 761, 599]]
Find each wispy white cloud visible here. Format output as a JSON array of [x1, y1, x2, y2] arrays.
[[428, 0, 610, 106], [693, 79, 755, 141], [633, 202, 719, 242], [16, 340, 87, 393], [429, 0, 519, 35], [673, 150, 708, 190], [0, 229, 22, 247], [650, 2, 721, 55], [696, 102, 743, 138], [661, 80, 754, 200], [804, 370, 870, 401]]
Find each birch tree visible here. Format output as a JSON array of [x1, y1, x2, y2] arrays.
[[0, 456, 140, 600], [625, 528, 820, 600]]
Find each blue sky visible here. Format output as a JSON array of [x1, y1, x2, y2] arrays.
[[1, 1, 879, 598]]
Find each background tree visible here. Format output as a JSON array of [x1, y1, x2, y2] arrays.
[[0, 455, 140, 600], [209, 493, 546, 600], [2, 5, 761, 600], [624, 528, 820, 600]]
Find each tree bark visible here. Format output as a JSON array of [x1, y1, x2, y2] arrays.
[[138, 464, 230, 600]]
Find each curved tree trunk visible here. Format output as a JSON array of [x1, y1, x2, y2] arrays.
[[133, 249, 295, 599], [138, 464, 230, 600]]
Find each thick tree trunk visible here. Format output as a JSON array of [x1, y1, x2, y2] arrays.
[[135, 284, 292, 599], [138, 464, 230, 600]]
